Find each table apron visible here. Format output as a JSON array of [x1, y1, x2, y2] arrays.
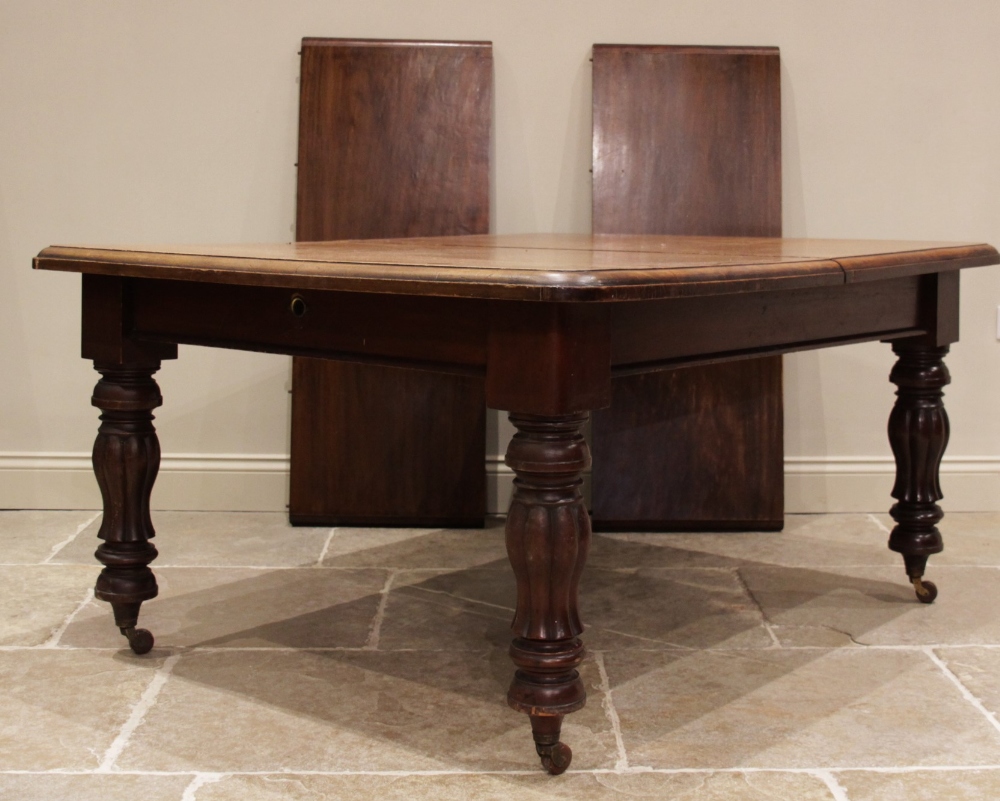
[[127, 278, 489, 374], [106, 273, 952, 384], [611, 274, 941, 373]]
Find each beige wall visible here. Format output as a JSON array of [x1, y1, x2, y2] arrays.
[[2, 1, 999, 512]]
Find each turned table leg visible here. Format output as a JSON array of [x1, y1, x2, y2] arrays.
[[504, 412, 591, 775], [887, 340, 950, 604], [91, 362, 164, 653]]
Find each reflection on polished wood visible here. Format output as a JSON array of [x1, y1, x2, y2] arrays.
[[591, 44, 785, 530]]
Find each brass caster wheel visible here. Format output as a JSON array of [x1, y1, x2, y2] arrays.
[[121, 626, 154, 655], [912, 577, 938, 605], [539, 742, 572, 775]]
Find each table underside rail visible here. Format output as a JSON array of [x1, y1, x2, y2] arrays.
[[611, 272, 955, 374], [125, 277, 489, 376], [612, 327, 925, 377], [121, 273, 952, 388]]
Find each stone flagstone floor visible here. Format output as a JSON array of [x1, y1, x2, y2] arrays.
[[2, 510, 1000, 799]]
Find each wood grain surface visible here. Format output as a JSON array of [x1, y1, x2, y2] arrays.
[[592, 45, 781, 238], [35, 235, 996, 300], [590, 44, 786, 530], [294, 38, 491, 242], [286, 38, 491, 526]]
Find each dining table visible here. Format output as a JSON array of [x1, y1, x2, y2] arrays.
[[33, 232, 1000, 773]]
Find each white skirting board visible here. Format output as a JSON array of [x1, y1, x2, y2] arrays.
[[489, 456, 1000, 516], [1, 452, 999, 515], [0, 453, 289, 513]]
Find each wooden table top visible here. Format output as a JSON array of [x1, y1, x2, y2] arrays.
[[34, 234, 999, 301]]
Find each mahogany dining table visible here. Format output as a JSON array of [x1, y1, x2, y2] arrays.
[[33, 232, 1000, 773]]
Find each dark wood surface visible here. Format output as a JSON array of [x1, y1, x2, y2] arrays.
[[73, 269, 954, 378], [294, 38, 491, 241], [289, 38, 491, 526], [90, 361, 162, 656], [79, 267, 956, 399], [291, 363, 486, 526], [592, 45, 781, 237], [38, 232, 998, 770], [504, 412, 591, 774], [886, 338, 951, 604], [591, 44, 784, 530], [594, 361, 783, 529], [609, 274, 929, 369], [128, 278, 488, 371]]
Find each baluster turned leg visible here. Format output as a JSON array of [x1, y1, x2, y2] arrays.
[[887, 340, 950, 604], [504, 412, 591, 775], [91, 363, 164, 653]]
